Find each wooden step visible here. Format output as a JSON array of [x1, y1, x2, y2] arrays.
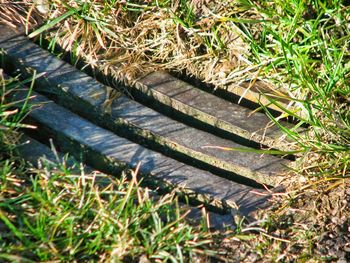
[[135, 71, 293, 151], [16, 134, 102, 176], [224, 79, 291, 114], [11, 88, 271, 215], [0, 27, 289, 186], [16, 134, 235, 229]]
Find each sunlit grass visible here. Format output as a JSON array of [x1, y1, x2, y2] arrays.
[[0, 71, 36, 151], [231, 0, 350, 177], [0, 159, 215, 261]]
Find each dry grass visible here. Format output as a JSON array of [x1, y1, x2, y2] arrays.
[[0, 0, 44, 29], [19, 1, 251, 86], [0, 1, 291, 107]]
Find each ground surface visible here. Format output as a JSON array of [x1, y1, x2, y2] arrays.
[[0, 0, 349, 262]]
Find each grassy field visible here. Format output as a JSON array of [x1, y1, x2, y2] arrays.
[[0, 0, 350, 261]]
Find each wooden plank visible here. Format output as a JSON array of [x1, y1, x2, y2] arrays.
[[15, 134, 235, 229], [11, 89, 271, 215], [16, 134, 100, 175], [136, 71, 295, 151], [0, 27, 289, 186], [225, 80, 291, 113], [16, 134, 65, 168]]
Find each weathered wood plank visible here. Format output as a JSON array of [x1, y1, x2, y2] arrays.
[[15, 134, 235, 229], [0, 26, 289, 186], [16, 135, 64, 168], [225, 80, 291, 113], [16, 134, 97, 174], [136, 71, 294, 151], [11, 89, 271, 215]]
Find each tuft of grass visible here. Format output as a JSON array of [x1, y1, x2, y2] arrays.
[[26, 0, 249, 84], [232, 0, 350, 176], [0, 0, 44, 29], [0, 70, 36, 151], [0, 159, 215, 262]]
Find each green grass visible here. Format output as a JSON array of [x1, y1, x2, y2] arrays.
[[232, 0, 350, 176], [0, 72, 35, 151], [0, 160, 215, 262]]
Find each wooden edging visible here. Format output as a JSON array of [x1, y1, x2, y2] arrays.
[[11, 88, 271, 215], [16, 134, 235, 229], [0, 26, 289, 186], [135, 71, 295, 151]]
